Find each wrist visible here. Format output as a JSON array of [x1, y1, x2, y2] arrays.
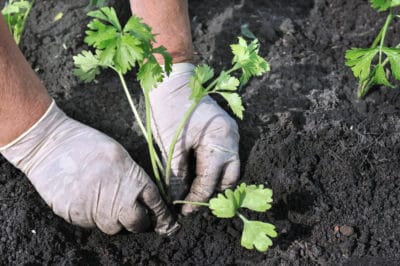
[[154, 50, 194, 65], [0, 96, 52, 147]]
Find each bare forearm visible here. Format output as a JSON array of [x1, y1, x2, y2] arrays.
[[130, 0, 194, 64], [0, 16, 51, 146]]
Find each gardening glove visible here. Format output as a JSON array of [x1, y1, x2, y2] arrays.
[[0, 100, 179, 236], [150, 63, 240, 215]]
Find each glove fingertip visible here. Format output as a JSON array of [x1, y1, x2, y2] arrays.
[[155, 219, 181, 236], [181, 204, 199, 216]]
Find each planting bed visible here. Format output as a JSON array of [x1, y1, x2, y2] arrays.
[[1, 0, 400, 264]]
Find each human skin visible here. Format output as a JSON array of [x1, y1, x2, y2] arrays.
[[0, 16, 51, 146], [130, 0, 194, 64]]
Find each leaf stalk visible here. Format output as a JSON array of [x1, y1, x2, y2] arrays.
[[117, 71, 166, 186], [173, 200, 210, 207], [165, 99, 200, 187], [378, 9, 393, 64], [144, 91, 168, 200]]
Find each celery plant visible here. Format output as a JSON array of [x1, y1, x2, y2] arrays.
[[346, 0, 400, 97]]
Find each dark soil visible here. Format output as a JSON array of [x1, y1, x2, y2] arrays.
[[1, 0, 400, 265]]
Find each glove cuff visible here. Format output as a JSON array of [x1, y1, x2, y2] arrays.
[[0, 99, 67, 170], [168, 62, 195, 76], [0, 100, 55, 151], [160, 62, 194, 83]]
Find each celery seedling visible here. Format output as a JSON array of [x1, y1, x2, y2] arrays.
[[1, 0, 34, 44], [345, 0, 400, 98], [73, 7, 171, 199], [174, 183, 278, 252], [164, 37, 270, 186], [164, 34, 276, 253]]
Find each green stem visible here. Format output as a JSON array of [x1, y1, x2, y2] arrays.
[[118, 72, 147, 137], [116, 72, 165, 176], [205, 65, 240, 92], [144, 92, 167, 200], [165, 99, 200, 187], [358, 54, 393, 98], [16, 0, 35, 44], [378, 10, 393, 64], [156, 152, 165, 177], [358, 78, 375, 98], [173, 200, 210, 207], [358, 16, 399, 98], [371, 23, 385, 49], [237, 212, 248, 223]]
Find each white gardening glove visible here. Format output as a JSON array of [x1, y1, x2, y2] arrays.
[[0, 100, 179, 235], [150, 63, 240, 215]]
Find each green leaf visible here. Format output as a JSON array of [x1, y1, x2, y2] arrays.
[[122, 35, 144, 61], [241, 220, 278, 252], [1, 1, 31, 15], [195, 65, 215, 83], [77, 7, 171, 81], [187, 79, 203, 101], [123, 15, 154, 42], [231, 37, 270, 85], [209, 188, 243, 218], [2, 0, 34, 44], [137, 57, 163, 93], [215, 71, 240, 91], [382, 47, 400, 80], [240, 183, 273, 212], [393, 0, 400, 7], [218, 92, 244, 119], [153, 46, 173, 75], [97, 46, 114, 66], [345, 48, 378, 81], [73, 50, 101, 82], [370, 0, 391, 11], [82, 7, 166, 75], [87, 7, 121, 30], [85, 19, 118, 49], [208, 183, 276, 251], [88, 0, 107, 8], [189, 65, 214, 100], [113, 35, 144, 73], [373, 64, 393, 87], [370, 0, 400, 11]]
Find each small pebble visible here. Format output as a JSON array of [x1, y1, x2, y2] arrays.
[[333, 225, 340, 233], [339, 225, 354, 236]]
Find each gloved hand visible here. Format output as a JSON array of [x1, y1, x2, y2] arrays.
[[150, 63, 241, 215], [0, 100, 179, 235]]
